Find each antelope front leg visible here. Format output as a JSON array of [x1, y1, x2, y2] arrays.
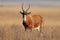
[[32, 24, 35, 30]]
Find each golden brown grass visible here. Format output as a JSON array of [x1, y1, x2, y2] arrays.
[[0, 7, 60, 40]]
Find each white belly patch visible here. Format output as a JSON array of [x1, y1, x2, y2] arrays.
[[32, 25, 40, 31]]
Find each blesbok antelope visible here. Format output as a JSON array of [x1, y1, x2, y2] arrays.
[[20, 4, 43, 32]]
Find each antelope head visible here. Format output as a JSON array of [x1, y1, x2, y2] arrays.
[[20, 4, 31, 15], [20, 4, 31, 22]]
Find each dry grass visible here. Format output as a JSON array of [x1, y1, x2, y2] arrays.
[[0, 7, 60, 40]]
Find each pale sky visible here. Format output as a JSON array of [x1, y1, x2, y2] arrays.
[[0, 0, 60, 7]]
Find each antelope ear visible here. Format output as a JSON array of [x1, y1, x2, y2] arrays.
[[20, 11, 22, 14], [28, 12, 31, 14]]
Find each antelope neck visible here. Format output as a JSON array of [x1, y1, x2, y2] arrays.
[[23, 15, 33, 22]]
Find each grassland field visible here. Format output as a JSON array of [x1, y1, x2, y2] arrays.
[[0, 7, 60, 40]]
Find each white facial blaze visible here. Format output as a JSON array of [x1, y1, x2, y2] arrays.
[[23, 15, 26, 22]]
